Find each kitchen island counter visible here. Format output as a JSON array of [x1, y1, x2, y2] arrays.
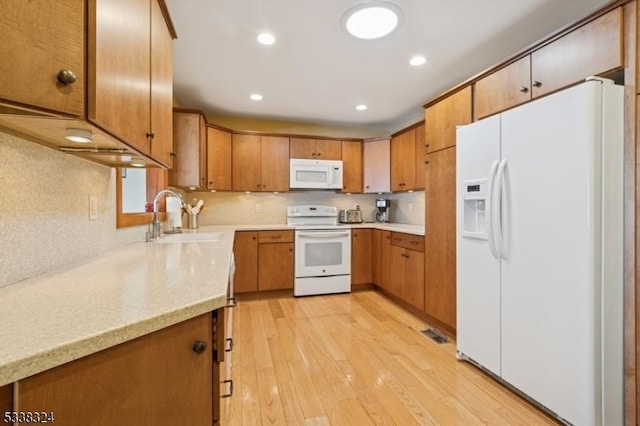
[[0, 229, 235, 387]]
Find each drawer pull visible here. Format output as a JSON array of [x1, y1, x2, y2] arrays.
[[532, 80, 542, 88], [57, 69, 77, 85], [192, 340, 208, 354], [222, 379, 234, 398], [519, 86, 529, 93], [225, 338, 233, 352]]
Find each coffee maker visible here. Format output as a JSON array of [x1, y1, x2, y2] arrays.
[[375, 198, 391, 223]]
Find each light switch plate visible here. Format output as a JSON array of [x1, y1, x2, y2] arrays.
[[255, 203, 262, 213], [89, 195, 98, 220]]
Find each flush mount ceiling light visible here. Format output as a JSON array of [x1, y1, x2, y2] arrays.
[[257, 33, 276, 45], [65, 128, 93, 143], [342, 1, 402, 40], [250, 93, 263, 101], [130, 161, 146, 168], [410, 55, 427, 66], [356, 104, 368, 111]]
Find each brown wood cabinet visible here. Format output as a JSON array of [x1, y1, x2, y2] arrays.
[[0, 0, 175, 168], [531, 7, 623, 99], [424, 147, 457, 331], [233, 135, 290, 192], [170, 110, 207, 189], [0, 384, 11, 413], [234, 230, 294, 293], [389, 242, 425, 311], [149, 0, 174, 167], [89, 0, 168, 157], [207, 126, 232, 191], [341, 141, 363, 193], [363, 139, 391, 193], [16, 314, 214, 425], [414, 123, 426, 189], [475, 7, 623, 120], [475, 56, 532, 120], [233, 232, 258, 293], [390, 128, 417, 192], [290, 138, 342, 160], [351, 229, 373, 285], [0, 0, 85, 116], [425, 87, 472, 153]]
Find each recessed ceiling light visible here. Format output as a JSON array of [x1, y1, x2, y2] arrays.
[[356, 104, 368, 111], [65, 128, 93, 143], [343, 2, 402, 40], [257, 33, 276, 45], [250, 93, 263, 101], [410, 55, 427, 66]]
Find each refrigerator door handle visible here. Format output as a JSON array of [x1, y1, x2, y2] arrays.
[[487, 160, 500, 259], [493, 158, 508, 259]]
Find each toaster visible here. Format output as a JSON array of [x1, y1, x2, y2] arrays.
[[339, 209, 363, 223]]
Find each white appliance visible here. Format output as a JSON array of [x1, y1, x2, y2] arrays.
[[287, 206, 351, 296], [289, 159, 343, 189], [456, 78, 623, 425]]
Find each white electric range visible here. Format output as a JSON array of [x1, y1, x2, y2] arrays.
[[286, 206, 351, 296]]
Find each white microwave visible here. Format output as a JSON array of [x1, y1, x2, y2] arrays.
[[290, 159, 343, 189]]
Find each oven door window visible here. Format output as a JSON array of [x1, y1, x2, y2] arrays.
[[305, 242, 342, 266]]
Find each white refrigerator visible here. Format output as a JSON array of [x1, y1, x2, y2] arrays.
[[456, 78, 623, 425]]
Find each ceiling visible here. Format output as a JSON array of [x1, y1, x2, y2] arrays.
[[165, 0, 610, 134]]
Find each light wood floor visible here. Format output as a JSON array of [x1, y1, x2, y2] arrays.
[[221, 290, 557, 425]]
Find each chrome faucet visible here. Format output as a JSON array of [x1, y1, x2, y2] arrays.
[[150, 189, 185, 241]]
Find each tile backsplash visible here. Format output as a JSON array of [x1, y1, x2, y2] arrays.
[[190, 190, 425, 226], [0, 131, 143, 288], [1, 128, 426, 288]]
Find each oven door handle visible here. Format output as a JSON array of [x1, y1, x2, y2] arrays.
[[297, 232, 350, 238]]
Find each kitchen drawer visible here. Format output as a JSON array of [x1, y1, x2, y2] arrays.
[[258, 230, 294, 243], [390, 232, 425, 252]]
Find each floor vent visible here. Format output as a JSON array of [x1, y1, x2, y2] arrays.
[[421, 328, 449, 344]]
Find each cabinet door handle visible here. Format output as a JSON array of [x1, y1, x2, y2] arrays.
[[225, 338, 233, 352], [532, 80, 542, 88], [192, 340, 208, 354], [222, 379, 234, 398], [146, 131, 155, 139], [519, 86, 529, 93], [170, 151, 177, 157], [256, 184, 261, 188], [57, 69, 77, 85]]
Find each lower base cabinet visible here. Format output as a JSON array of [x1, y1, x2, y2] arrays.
[[351, 229, 373, 284], [389, 234, 425, 310], [234, 230, 294, 293], [15, 313, 215, 426]]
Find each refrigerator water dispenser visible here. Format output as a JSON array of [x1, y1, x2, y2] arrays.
[[462, 179, 488, 239]]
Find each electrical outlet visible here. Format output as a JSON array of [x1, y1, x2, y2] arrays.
[[255, 203, 262, 213], [89, 195, 98, 220]]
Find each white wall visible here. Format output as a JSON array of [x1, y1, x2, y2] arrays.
[[0, 131, 144, 288]]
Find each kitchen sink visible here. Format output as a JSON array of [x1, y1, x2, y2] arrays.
[[153, 232, 224, 243]]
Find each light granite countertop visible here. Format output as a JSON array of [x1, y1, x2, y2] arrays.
[[0, 222, 422, 387], [196, 222, 425, 236], [0, 229, 235, 387]]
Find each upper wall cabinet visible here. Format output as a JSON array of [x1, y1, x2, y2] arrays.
[[206, 126, 232, 191], [530, 7, 622, 98], [0, 0, 175, 168], [390, 128, 417, 192], [233, 135, 290, 192], [425, 87, 472, 153], [0, 0, 85, 116], [290, 138, 342, 160], [475, 7, 623, 119], [340, 140, 363, 193], [170, 110, 207, 190], [475, 56, 532, 120], [363, 138, 390, 194]]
